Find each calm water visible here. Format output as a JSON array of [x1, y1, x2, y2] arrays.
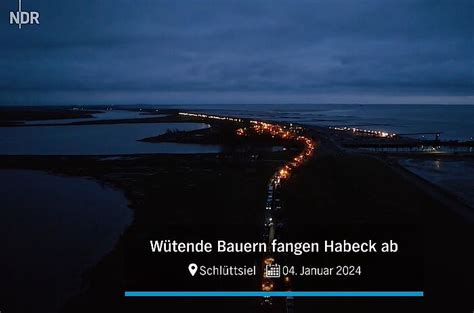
[[0, 123, 220, 155], [23, 109, 165, 125], [173, 104, 474, 141], [400, 159, 474, 210], [0, 170, 132, 313]]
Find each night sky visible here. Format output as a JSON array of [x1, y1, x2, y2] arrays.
[[0, 0, 473, 105]]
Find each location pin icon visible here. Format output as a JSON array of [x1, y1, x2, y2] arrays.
[[188, 263, 198, 276]]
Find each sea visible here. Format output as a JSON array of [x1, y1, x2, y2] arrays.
[[169, 104, 474, 141]]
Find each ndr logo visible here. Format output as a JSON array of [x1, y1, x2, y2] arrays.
[[9, 0, 39, 29]]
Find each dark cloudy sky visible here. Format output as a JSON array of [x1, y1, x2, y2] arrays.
[[0, 0, 473, 105]]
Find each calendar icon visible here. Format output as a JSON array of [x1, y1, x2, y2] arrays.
[[265, 264, 281, 278]]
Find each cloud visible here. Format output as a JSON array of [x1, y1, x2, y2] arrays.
[[0, 0, 472, 104]]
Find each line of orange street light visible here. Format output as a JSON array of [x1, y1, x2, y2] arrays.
[[180, 112, 315, 303], [242, 120, 315, 183], [179, 112, 315, 178], [179, 112, 315, 286], [236, 120, 315, 297]]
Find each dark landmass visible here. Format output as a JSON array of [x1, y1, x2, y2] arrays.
[[0, 149, 293, 312], [0, 107, 103, 125], [0, 109, 472, 312], [284, 127, 473, 312], [140, 121, 302, 151], [0, 107, 177, 126], [140, 123, 241, 145]]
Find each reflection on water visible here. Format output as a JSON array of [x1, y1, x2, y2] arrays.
[[400, 159, 474, 208], [0, 123, 220, 155], [0, 170, 132, 313]]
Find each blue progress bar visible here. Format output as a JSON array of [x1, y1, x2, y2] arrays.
[[124, 291, 423, 297]]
